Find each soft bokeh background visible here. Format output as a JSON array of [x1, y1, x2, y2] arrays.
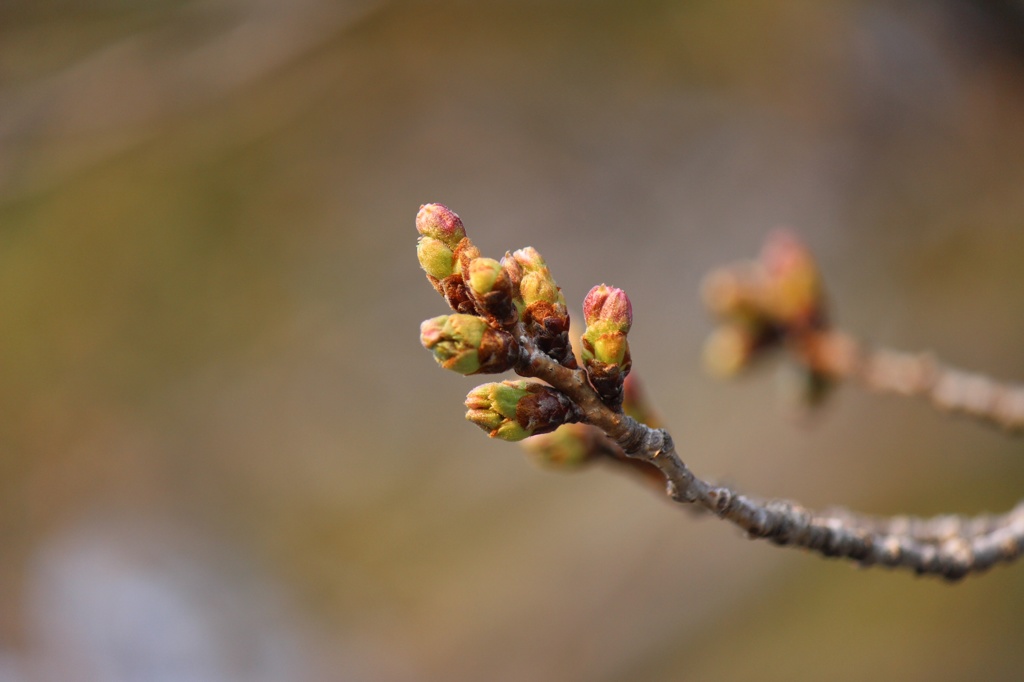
[[2, 1, 1024, 680]]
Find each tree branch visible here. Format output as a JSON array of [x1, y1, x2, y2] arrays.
[[809, 331, 1024, 433], [519, 335, 1023, 581], [416, 204, 1024, 583]]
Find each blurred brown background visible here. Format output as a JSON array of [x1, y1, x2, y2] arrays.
[[2, 1, 1024, 680]]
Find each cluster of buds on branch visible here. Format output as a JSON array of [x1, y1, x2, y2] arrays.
[[416, 203, 1024, 581], [701, 230, 834, 406], [417, 203, 633, 443]]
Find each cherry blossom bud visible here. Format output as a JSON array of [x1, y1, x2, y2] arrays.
[[420, 314, 519, 375], [465, 257, 518, 329], [583, 284, 632, 332], [465, 380, 580, 441], [760, 230, 825, 329], [507, 247, 575, 368], [416, 203, 466, 249], [702, 325, 754, 377], [580, 285, 633, 409]]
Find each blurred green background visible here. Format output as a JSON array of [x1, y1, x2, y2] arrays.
[[2, 1, 1024, 680]]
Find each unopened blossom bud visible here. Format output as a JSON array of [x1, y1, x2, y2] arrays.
[[760, 230, 825, 329], [465, 380, 580, 441], [519, 271, 561, 308], [415, 203, 480, 314], [510, 246, 546, 273], [465, 257, 518, 329], [700, 266, 764, 321], [523, 423, 605, 470], [420, 314, 519, 375], [416, 203, 466, 249], [580, 285, 633, 409], [507, 247, 575, 368], [702, 325, 754, 378], [583, 284, 632, 332]]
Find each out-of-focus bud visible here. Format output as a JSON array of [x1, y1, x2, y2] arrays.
[[465, 257, 518, 329], [420, 314, 519, 375], [776, 360, 834, 415], [416, 203, 466, 249], [700, 266, 764, 321], [702, 324, 755, 378], [580, 285, 633, 409], [700, 231, 830, 401], [523, 423, 608, 470], [465, 380, 580, 441], [760, 230, 825, 329]]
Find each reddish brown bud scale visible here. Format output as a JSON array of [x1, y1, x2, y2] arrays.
[[515, 383, 580, 437]]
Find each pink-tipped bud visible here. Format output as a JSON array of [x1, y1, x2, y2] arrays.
[[582, 284, 632, 333], [511, 246, 546, 273], [420, 314, 519, 375], [759, 230, 823, 327], [580, 285, 632, 409], [465, 380, 580, 441], [416, 203, 467, 249]]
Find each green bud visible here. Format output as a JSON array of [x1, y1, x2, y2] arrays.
[[464, 380, 580, 441], [467, 257, 502, 295], [417, 236, 456, 280], [519, 271, 560, 307], [420, 314, 486, 374], [416, 203, 466, 248], [760, 230, 824, 328], [466, 257, 518, 329], [523, 423, 602, 470], [420, 314, 519, 375], [511, 246, 546, 273], [703, 325, 754, 377], [506, 247, 574, 367]]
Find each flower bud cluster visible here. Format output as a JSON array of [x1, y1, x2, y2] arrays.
[[465, 380, 581, 441], [701, 230, 833, 406], [417, 204, 648, 446], [580, 284, 633, 410]]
